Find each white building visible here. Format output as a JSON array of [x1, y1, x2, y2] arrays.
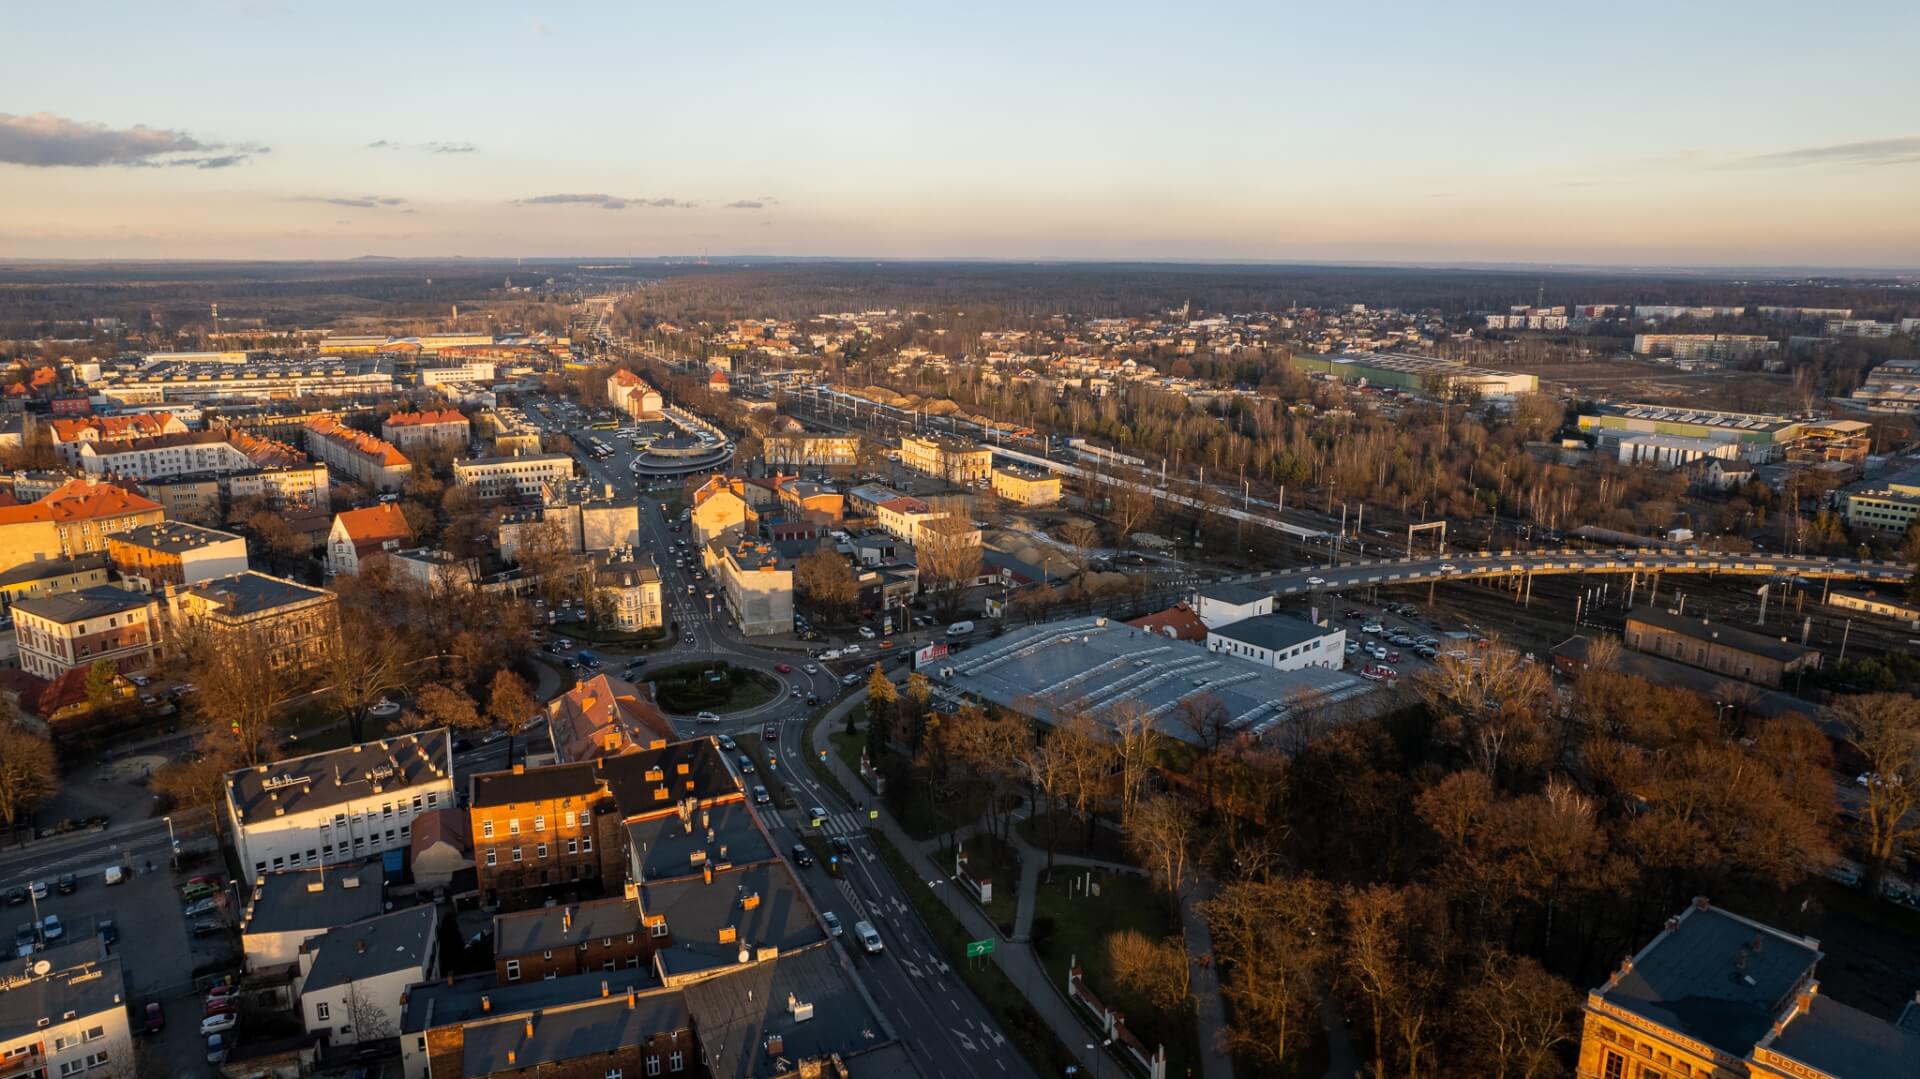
[[239, 869, 387, 969], [1206, 613, 1346, 672], [296, 906, 440, 1047], [452, 454, 574, 502], [224, 729, 455, 877], [1616, 433, 1744, 470], [0, 942, 133, 1079], [1192, 582, 1274, 629]]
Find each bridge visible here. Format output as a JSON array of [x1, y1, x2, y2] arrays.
[[1216, 549, 1914, 598]]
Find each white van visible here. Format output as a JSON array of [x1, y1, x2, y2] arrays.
[[103, 865, 127, 886], [946, 621, 974, 637], [854, 920, 884, 954]]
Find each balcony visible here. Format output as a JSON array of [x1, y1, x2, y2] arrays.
[[0, 1047, 46, 1079]]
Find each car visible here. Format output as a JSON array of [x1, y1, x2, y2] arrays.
[[184, 896, 220, 918], [142, 1002, 165, 1033], [822, 911, 843, 938], [38, 915, 61, 942], [806, 694, 819, 707], [696, 711, 720, 725], [790, 844, 815, 868], [842, 672, 862, 686], [830, 835, 853, 856], [97, 919, 117, 945], [1343, 610, 1364, 620], [565, 659, 581, 670], [717, 734, 737, 751], [27, 881, 46, 901], [687, 585, 696, 594], [13, 923, 37, 957], [128, 674, 150, 687], [1307, 576, 1326, 587], [854, 920, 884, 954], [737, 755, 756, 774], [185, 875, 222, 887], [1438, 563, 1459, 574], [774, 663, 792, 674], [3, 887, 23, 906], [205, 1031, 230, 1064], [808, 806, 828, 826], [762, 724, 779, 742], [1360, 622, 1383, 635], [1344, 641, 1359, 655], [1387, 652, 1401, 663], [204, 997, 236, 1017], [789, 687, 802, 698], [752, 785, 771, 806], [804, 664, 818, 674], [858, 627, 876, 640], [206, 984, 234, 1000]]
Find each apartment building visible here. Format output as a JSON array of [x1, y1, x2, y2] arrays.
[[95, 356, 396, 404], [0, 478, 164, 566], [106, 521, 249, 590], [1632, 333, 1779, 363], [417, 360, 497, 386], [774, 477, 844, 524], [595, 558, 664, 633], [452, 454, 574, 503], [899, 434, 992, 483], [327, 504, 415, 576], [606, 369, 664, 418], [704, 535, 794, 637], [44, 411, 190, 465], [991, 464, 1062, 505], [1843, 466, 1920, 534], [0, 554, 110, 615], [381, 409, 471, 454], [166, 571, 341, 673], [872, 495, 943, 544], [238, 867, 387, 967], [298, 906, 440, 1048], [688, 478, 757, 545], [304, 416, 412, 492], [546, 674, 675, 763], [10, 585, 157, 680], [403, 974, 692, 1079], [467, 739, 737, 910], [491, 898, 648, 983], [0, 940, 134, 1079], [1576, 897, 1920, 1079], [224, 728, 455, 876]]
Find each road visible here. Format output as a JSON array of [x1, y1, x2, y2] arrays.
[[1235, 547, 1913, 596]]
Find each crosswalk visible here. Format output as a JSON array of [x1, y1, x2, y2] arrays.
[[769, 809, 869, 836]]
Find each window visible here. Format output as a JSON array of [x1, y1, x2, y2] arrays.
[[582, 835, 593, 852], [512, 847, 524, 863], [542, 950, 552, 960], [383, 803, 394, 819], [54, 1037, 73, 1053], [669, 1051, 683, 1072], [412, 795, 423, 811], [606, 1071, 623, 1079], [400, 824, 410, 840], [506, 960, 521, 981], [645, 1057, 661, 1077], [625, 933, 635, 944], [566, 811, 578, 828], [625, 956, 641, 968], [316, 1002, 331, 1021], [568, 839, 579, 855], [509, 819, 521, 835], [482, 820, 495, 838], [59, 1062, 83, 1077], [534, 815, 545, 832], [650, 921, 668, 938], [1641, 1070, 1663, 1079], [602, 959, 615, 972], [289, 851, 303, 866], [1603, 1052, 1625, 1079], [83, 1027, 103, 1043], [485, 849, 497, 867], [537, 844, 548, 859]]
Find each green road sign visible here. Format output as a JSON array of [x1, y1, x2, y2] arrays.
[[965, 939, 995, 958], [869, 810, 880, 820]]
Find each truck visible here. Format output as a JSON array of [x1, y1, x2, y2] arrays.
[[946, 621, 974, 637]]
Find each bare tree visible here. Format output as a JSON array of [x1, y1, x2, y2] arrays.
[[918, 526, 983, 621], [487, 670, 539, 760], [323, 615, 412, 743], [1415, 641, 1553, 781], [1109, 702, 1158, 829], [1106, 929, 1191, 1014], [0, 722, 58, 828], [1126, 793, 1196, 918], [1449, 948, 1577, 1079], [181, 625, 293, 765], [1830, 693, 1920, 891], [342, 981, 397, 1042], [1201, 876, 1334, 1067], [795, 548, 858, 617], [150, 743, 242, 836], [413, 683, 482, 734]]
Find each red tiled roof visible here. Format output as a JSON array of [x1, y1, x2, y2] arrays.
[[548, 673, 674, 762], [1127, 602, 1208, 643], [49, 412, 179, 443], [333, 503, 413, 545], [0, 478, 161, 526], [384, 409, 468, 428], [304, 416, 410, 467]]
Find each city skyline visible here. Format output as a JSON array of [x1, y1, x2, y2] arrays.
[[4, 0, 1919, 267]]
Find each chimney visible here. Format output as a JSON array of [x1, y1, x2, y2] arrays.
[[481, 995, 490, 1012], [626, 987, 637, 1010], [600, 980, 609, 998], [506, 1052, 515, 1066], [356, 939, 367, 954], [512, 763, 526, 775], [703, 864, 713, 885], [525, 1019, 534, 1039], [1692, 895, 1710, 911], [563, 907, 572, 933]]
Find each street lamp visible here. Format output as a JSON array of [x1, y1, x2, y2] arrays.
[[163, 815, 179, 868]]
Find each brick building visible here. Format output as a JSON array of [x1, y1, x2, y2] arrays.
[[1623, 608, 1822, 688]]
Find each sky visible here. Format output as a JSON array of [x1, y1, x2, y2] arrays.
[[4, 0, 1919, 267]]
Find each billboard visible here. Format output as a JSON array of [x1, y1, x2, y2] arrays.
[[914, 641, 950, 670]]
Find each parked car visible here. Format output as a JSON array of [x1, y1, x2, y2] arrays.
[[857, 627, 876, 640], [38, 915, 62, 942], [13, 923, 37, 957], [184, 896, 220, 918], [804, 664, 818, 674], [3, 887, 24, 906], [205, 1031, 230, 1063], [97, 919, 117, 945], [763, 724, 779, 742], [790, 844, 815, 868], [142, 1002, 165, 1033], [822, 911, 842, 938], [27, 882, 46, 901], [55, 874, 76, 895], [191, 917, 227, 936], [180, 882, 217, 902]]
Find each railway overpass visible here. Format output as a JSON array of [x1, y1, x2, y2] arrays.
[[1220, 549, 1913, 599]]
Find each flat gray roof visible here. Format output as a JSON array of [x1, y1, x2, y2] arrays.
[[10, 584, 150, 623], [626, 798, 774, 883], [0, 944, 124, 1043], [111, 521, 245, 555], [461, 988, 690, 1074], [1208, 612, 1334, 652], [402, 968, 660, 1035], [241, 868, 384, 937], [227, 728, 451, 825], [1597, 903, 1818, 1059], [642, 861, 824, 978], [681, 945, 887, 1079], [934, 617, 1378, 745], [1766, 994, 1920, 1079], [183, 570, 330, 616], [1196, 581, 1272, 606], [300, 906, 438, 994], [494, 897, 640, 959]]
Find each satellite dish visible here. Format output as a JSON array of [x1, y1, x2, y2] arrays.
[[32, 960, 51, 976]]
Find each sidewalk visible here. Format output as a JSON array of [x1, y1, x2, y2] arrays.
[[811, 694, 1135, 1079]]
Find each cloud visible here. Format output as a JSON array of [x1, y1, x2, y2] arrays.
[[723, 200, 764, 209], [298, 195, 409, 209], [0, 111, 264, 168], [530, 17, 554, 35], [368, 139, 477, 154], [513, 193, 694, 210], [1730, 136, 1920, 169]]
